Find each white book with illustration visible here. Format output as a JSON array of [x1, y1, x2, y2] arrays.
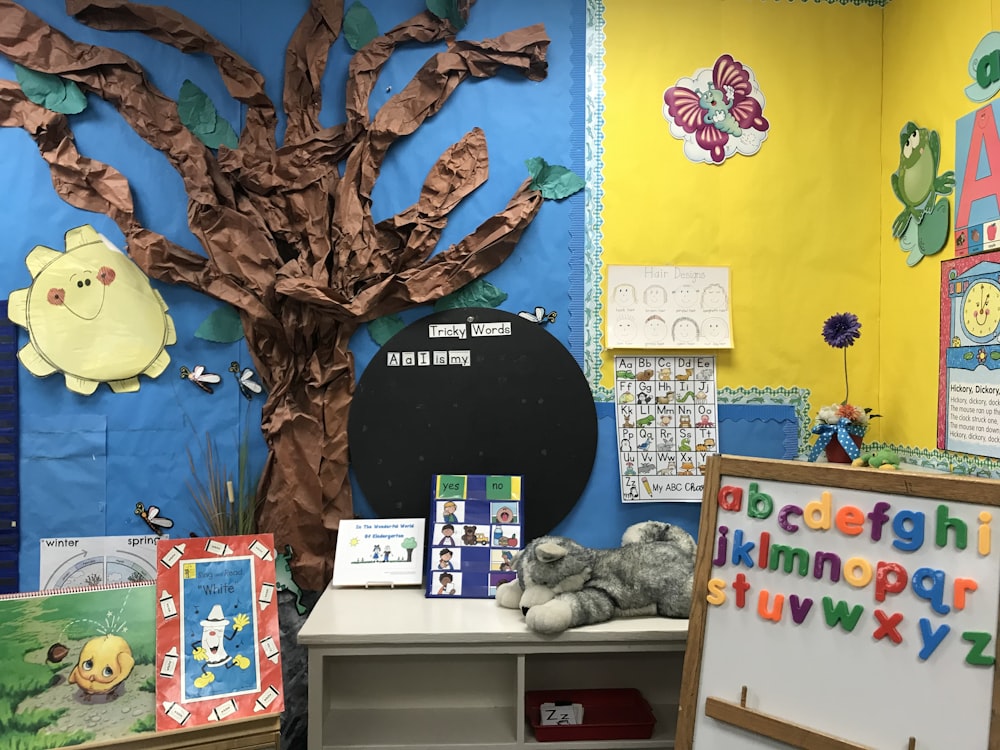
[[332, 518, 426, 587]]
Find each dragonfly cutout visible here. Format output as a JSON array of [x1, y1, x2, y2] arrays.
[[135, 502, 174, 536], [179, 365, 221, 394], [518, 306, 557, 325], [229, 361, 262, 400]]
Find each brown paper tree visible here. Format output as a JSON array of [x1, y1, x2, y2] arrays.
[[0, 0, 554, 590]]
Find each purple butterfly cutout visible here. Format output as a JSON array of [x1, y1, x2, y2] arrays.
[[663, 54, 769, 164]]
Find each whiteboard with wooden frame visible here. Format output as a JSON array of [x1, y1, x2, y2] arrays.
[[676, 456, 1000, 750]]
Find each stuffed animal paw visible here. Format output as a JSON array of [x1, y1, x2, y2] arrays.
[[525, 598, 573, 634], [496, 579, 524, 610]]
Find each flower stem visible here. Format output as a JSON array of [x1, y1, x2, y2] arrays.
[[842, 347, 849, 405]]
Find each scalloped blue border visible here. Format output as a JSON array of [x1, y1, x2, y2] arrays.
[[584, 0, 612, 401], [568, 0, 586, 369]]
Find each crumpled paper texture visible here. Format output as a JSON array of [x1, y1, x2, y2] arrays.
[[0, 0, 549, 590]]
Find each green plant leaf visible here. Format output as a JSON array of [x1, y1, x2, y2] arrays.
[[368, 314, 406, 346], [344, 2, 379, 51], [195, 305, 244, 343], [14, 64, 87, 114], [178, 79, 239, 150], [426, 0, 465, 30], [525, 156, 584, 200], [434, 279, 508, 311]]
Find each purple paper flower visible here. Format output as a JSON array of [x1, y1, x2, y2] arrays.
[[822, 312, 861, 349]]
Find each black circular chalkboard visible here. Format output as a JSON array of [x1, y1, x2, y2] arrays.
[[349, 307, 597, 540]]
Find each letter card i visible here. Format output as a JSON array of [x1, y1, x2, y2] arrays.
[[155, 534, 284, 730]]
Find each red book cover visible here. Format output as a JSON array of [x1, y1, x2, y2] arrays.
[[155, 534, 284, 730]]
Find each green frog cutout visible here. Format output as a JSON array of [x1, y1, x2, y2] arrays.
[[891, 122, 955, 266], [276, 545, 308, 615]]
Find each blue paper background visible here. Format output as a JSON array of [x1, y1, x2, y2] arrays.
[[0, 0, 590, 590], [0, 1, 787, 589]]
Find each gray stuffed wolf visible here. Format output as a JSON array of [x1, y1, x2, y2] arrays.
[[495, 521, 696, 634]]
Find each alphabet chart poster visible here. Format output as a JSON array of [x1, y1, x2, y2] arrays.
[[677, 456, 1000, 750], [615, 354, 718, 502], [605, 264, 732, 349], [155, 534, 283, 730], [427, 474, 521, 599]]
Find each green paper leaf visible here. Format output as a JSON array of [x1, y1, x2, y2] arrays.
[[368, 314, 405, 346], [195, 305, 245, 343], [178, 80, 239, 150], [434, 279, 508, 311], [525, 156, 584, 200], [344, 2, 379, 51], [14, 64, 87, 114], [426, 0, 465, 30], [525, 156, 546, 179]]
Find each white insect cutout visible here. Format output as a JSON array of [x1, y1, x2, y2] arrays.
[[518, 306, 557, 325], [229, 361, 263, 400], [179, 365, 222, 394], [135, 502, 174, 535]]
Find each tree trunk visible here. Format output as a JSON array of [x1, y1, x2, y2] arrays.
[[254, 319, 357, 592]]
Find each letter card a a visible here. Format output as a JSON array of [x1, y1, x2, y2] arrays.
[[155, 534, 284, 729]]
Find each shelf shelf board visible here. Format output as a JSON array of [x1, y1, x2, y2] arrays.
[[321, 706, 518, 749], [300, 588, 689, 647]]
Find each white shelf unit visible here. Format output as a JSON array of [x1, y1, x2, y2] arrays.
[[299, 587, 689, 750]]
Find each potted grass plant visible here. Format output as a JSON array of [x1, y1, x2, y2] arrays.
[[187, 426, 260, 537]]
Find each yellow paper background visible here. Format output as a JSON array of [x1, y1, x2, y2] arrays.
[[601, 0, 1000, 452]]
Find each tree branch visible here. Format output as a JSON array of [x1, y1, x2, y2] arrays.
[[275, 179, 543, 320], [329, 23, 549, 291], [0, 81, 132, 221], [282, 0, 343, 144], [0, 83, 286, 325], [0, 1, 230, 204], [0, 1, 291, 314], [366, 126, 490, 277], [66, 0, 279, 161], [341, 10, 459, 147]]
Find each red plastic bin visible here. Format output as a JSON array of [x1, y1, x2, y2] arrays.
[[525, 688, 657, 742]]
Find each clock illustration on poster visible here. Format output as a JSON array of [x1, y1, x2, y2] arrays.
[[948, 263, 1000, 350], [961, 278, 1000, 342], [348, 308, 598, 540]]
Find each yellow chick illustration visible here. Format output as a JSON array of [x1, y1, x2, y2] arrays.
[[68, 634, 135, 697]]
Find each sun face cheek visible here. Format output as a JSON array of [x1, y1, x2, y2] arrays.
[[47, 288, 65, 305], [97, 266, 116, 285]]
